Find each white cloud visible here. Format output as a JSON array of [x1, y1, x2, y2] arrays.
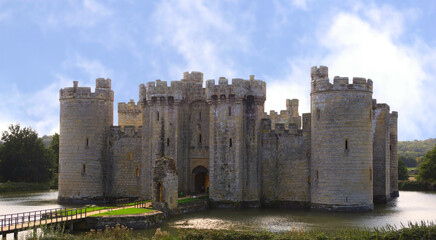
[[266, 2, 436, 140], [318, 4, 436, 140], [151, 0, 253, 79], [290, 0, 309, 10], [0, 55, 114, 136], [265, 59, 314, 115]]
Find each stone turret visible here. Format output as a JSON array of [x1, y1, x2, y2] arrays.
[[58, 79, 114, 203], [206, 75, 266, 205], [310, 66, 374, 211], [389, 111, 399, 197]]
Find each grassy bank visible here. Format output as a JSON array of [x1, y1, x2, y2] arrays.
[[0, 181, 50, 193], [26, 222, 436, 240], [399, 180, 436, 191], [90, 208, 154, 217], [177, 195, 208, 204]]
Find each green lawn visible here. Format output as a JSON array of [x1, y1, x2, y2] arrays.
[[90, 208, 154, 217], [178, 195, 208, 203]]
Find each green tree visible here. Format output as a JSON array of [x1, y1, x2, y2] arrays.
[[49, 133, 59, 172], [0, 124, 54, 183], [418, 144, 436, 182], [48, 133, 59, 188], [398, 159, 409, 180]]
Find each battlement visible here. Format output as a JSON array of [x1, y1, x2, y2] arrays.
[[205, 75, 266, 102], [311, 74, 373, 93], [261, 119, 302, 136], [311, 66, 329, 80], [390, 111, 398, 118], [96, 78, 111, 89], [110, 126, 143, 138], [144, 79, 183, 102], [60, 79, 114, 100], [182, 71, 203, 84], [118, 99, 142, 113], [374, 103, 390, 111]]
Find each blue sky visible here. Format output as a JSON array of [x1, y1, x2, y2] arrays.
[[0, 0, 435, 141]]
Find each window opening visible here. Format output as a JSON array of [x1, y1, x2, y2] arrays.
[[229, 106, 232, 116], [345, 139, 348, 150], [136, 168, 140, 177], [316, 170, 319, 180], [86, 138, 89, 147], [316, 108, 320, 120], [129, 152, 132, 161], [167, 138, 170, 146], [83, 164, 86, 173], [229, 138, 232, 147], [157, 112, 159, 121], [199, 111, 202, 120], [199, 134, 202, 143], [370, 168, 372, 181]]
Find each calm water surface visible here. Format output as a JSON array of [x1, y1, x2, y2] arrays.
[[150, 191, 436, 235], [0, 190, 79, 215], [1, 191, 436, 235]]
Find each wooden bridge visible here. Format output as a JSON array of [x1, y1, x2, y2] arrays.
[[1, 200, 148, 239]]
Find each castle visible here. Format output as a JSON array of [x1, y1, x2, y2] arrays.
[[58, 66, 398, 211]]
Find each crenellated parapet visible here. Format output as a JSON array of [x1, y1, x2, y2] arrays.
[[264, 99, 301, 129], [261, 118, 303, 136], [110, 126, 143, 139], [60, 78, 114, 101], [144, 80, 183, 103], [205, 75, 266, 103], [310, 66, 373, 93], [118, 99, 142, 113], [118, 99, 143, 128]]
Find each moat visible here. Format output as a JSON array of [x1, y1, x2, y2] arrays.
[[1, 191, 436, 236]]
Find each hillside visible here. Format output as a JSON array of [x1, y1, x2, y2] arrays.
[[398, 138, 436, 167]]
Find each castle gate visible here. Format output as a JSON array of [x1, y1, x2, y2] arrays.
[[192, 165, 209, 194]]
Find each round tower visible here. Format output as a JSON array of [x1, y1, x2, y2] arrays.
[[310, 66, 373, 211], [58, 79, 114, 203]]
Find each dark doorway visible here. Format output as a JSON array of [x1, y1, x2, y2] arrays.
[[156, 182, 163, 202], [193, 166, 209, 194]]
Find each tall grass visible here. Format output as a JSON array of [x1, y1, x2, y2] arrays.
[[21, 221, 436, 240]]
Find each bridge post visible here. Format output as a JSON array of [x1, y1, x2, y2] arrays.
[[69, 222, 74, 232], [1, 232, 6, 240], [13, 229, 18, 239]]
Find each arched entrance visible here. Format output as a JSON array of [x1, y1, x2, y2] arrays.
[[192, 166, 209, 194]]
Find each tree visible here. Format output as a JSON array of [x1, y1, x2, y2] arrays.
[[0, 124, 54, 183], [418, 144, 436, 182], [49, 133, 59, 172], [398, 159, 409, 180]]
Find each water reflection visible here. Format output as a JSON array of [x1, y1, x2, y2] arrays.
[[0, 190, 78, 215], [159, 191, 436, 233], [1, 191, 436, 234]]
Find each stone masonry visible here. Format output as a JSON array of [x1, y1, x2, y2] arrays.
[[58, 66, 399, 211]]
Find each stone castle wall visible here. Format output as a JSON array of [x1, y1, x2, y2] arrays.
[[58, 79, 113, 202], [389, 112, 399, 196], [372, 103, 391, 203], [261, 118, 311, 207], [118, 100, 142, 128], [310, 66, 374, 210], [108, 126, 143, 198], [58, 67, 398, 211]]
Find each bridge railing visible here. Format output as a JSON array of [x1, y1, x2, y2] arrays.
[[0, 207, 87, 234], [1, 200, 150, 235]]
